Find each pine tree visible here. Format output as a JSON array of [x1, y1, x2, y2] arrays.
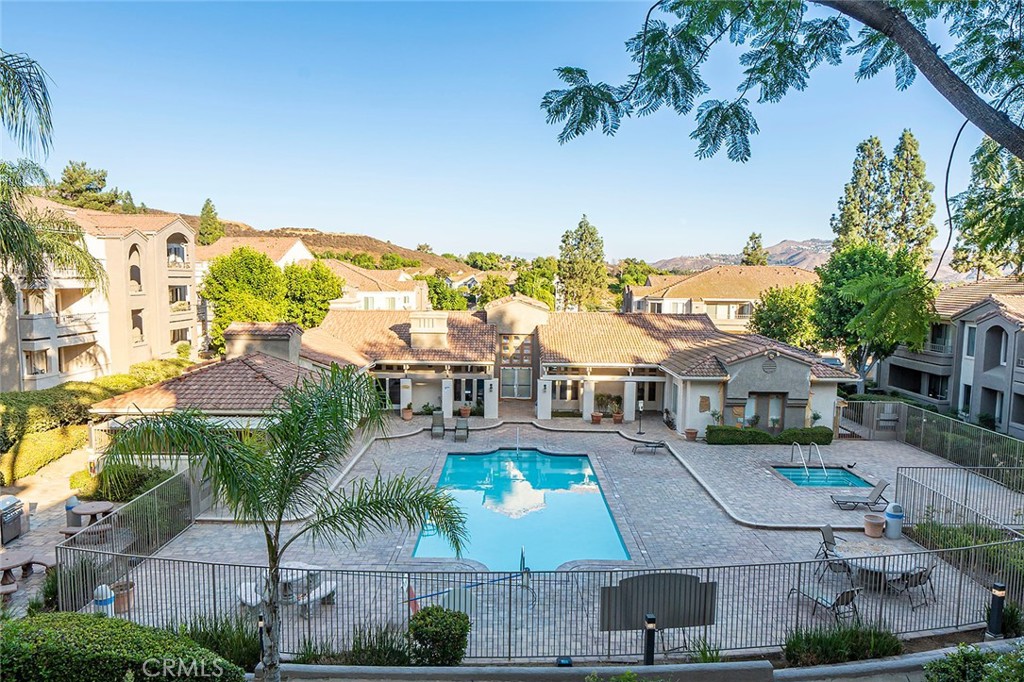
[[888, 130, 937, 262], [198, 198, 225, 246], [831, 137, 892, 250], [121, 190, 138, 214], [740, 232, 769, 266], [558, 215, 606, 311]]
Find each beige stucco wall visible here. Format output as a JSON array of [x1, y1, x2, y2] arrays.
[[485, 299, 550, 335]]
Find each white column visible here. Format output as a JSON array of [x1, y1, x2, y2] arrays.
[[441, 379, 454, 418], [581, 380, 595, 420], [400, 378, 412, 412], [537, 380, 552, 420], [623, 382, 637, 421], [675, 379, 686, 434], [484, 379, 499, 419]]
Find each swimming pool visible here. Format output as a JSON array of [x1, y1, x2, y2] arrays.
[[413, 450, 630, 571], [773, 466, 872, 488]]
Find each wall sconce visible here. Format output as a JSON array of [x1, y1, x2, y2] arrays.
[[489, 383, 493, 393], [542, 383, 548, 393]]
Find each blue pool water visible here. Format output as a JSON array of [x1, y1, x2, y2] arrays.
[[774, 466, 872, 488], [413, 450, 629, 571]]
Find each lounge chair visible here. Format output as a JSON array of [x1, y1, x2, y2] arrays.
[[631, 441, 666, 454], [430, 413, 445, 439], [830, 479, 889, 511], [887, 564, 936, 610], [454, 418, 469, 442], [815, 525, 847, 559], [789, 586, 862, 622]]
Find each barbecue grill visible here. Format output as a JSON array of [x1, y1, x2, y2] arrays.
[[0, 495, 24, 545]]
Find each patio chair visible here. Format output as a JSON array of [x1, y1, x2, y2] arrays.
[[887, 564, 936, 610], [815, 554, 856, 587], [454, 418, 469, 442], [815, 525, 847, 559], [631, 441, 667, 454], [430, 413, 445, 439], [789, 586, 862, 623], [830, 479, 889, 511]]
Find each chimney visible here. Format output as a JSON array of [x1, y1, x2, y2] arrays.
[[409, 311, 449, 349], [223, 323, 302, 364]]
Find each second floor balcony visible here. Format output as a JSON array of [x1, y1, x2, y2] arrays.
[[924, 341, 953, 355], [57, 312, 99, 334]]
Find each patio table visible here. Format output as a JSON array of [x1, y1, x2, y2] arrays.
[[72, 501, 114, 526], [277, 562, 323, 604], [839, 553, 929, 592], [0, 550, 32, 585]]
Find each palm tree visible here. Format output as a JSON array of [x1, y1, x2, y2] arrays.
[[104, 364, 468, 682], [0, 50, 106, 303]]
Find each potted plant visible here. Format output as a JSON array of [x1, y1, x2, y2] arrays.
[[611, 397, 624, 424], [770, 417, 780, 432], [459, 402, 472, 418], [591, 410, 603, 424], [747, 414, 761, 429], [421, 403, 435, 415], [811, 411, 822, 425], [684, 428, 698, 441], [401, 403, 413, 421], [709, 409, 723, 425]]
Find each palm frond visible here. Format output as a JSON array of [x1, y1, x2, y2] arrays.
[[0, 50, 53, 156]]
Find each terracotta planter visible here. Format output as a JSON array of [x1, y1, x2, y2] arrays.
[[684, 428, 698, 441], [612, 412, 624, 424], [591, 412, 603, 425], [401, 408, 413, 421], [112, 580, 135, 614], [864, 514, 885, 538], [459, 406, 472, 418]]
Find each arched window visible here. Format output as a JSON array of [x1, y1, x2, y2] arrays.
[[128, 245, 143, 293], [166, 233, 189, 267]]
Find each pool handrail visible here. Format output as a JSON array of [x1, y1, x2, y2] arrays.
[[810, 442, 828, 477], [790, 442, 810, 478]]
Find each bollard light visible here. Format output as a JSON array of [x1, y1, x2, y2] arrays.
[[258, 612, 266, 661], [643, 612, 656, 665], [637, 400, 645, 436], [555, 656, 572, 667], [986, 582, 1007, 640]]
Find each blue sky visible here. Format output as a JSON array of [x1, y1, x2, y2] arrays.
[[2, 1, 981, 261]]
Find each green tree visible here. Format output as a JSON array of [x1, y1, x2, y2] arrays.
[[104, 365, 467, 682], [831, 137, 892, 250], [53, 160, 122, 210], [121, 190, 139, 214], [197, 198, 224, 246], [201, 247, 286, 352], [815, 243, 933, 386], [417, 275, 468, 311], [541, 3, 1024, 162], [379, 252, 420, 270], [283, 260, 343, 328], [888, 130, 937, 261], [464, 251, 503, 271], [952, 137, 1024, 276], [749, 283, 819, 350], [512, 269, 554, 309], [558, 215, 606, 310], [740, 233, 770, 266], [475, 274, 511, 307], [0, 53, 106, 303], [416, 243, 432, 253]]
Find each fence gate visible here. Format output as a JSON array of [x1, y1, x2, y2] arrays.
[[835, 401, 902, 440]]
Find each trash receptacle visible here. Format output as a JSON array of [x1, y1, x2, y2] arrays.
[[65, 496, 80, 527], [884, 502, 904, 539]]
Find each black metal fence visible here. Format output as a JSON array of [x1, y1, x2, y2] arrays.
[[899, 405, 1024, 468]]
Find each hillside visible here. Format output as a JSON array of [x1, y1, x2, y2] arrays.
[[652, 238, 968, 282], [221, 223, 471, 274]]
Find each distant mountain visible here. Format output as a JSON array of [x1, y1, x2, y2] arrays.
[[652, 238, 969, 282]]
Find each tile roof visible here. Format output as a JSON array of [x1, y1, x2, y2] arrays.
[[539, 312, 854, 379], [195, 236, 305, 263], [483, 293, 552, 311], [225, 322, 302, 337], [646, 274, 689, 288], [316, 259, 424, 292], [992, 294, 1024, 324], [90, 353, 314, 414], [311, 310, 496, 363], [22, 196, 187, 237], [632, 265, 818, 301], [300, 327, 372, 367], [937, 277, 1024, 318]]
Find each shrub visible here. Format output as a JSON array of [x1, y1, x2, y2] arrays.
[[294, 638, 348, 665], [0, 424, 88, 486], [408, 606, 471, 666], [924, 643, 996, 681], [92, 374, 144, 394], [294, 626, 411, 666], [0, 612, 245, 682], [176, 342, 192, 360], [704, 425, 833, 446], [127, 359, 190, 386], [73, 464, 175, 502], [986, 601, 1023, 639], [782, 623, 902, 667], [987, 645, 1024, 682], [173, 613, 261, 673]]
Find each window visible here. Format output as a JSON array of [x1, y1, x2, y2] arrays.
[[131, 309, 144, 343], [1001, 330, 1009, 366], [930, 323, 951, 351], [927, 374, 949, 401], [966, 326, 977, 357], [403, 296, 410, 306], [363, 297, 372, 310], [387, 297, 396, 310], [24, 350, 46, 375], [171, 328, 189, 344], [553, 380, 579, 401], [501, 335, 533, 365], [21, 290, 44, 315], [738, 302, 753, 317], [649, 302, 662, 314], [961, 384, 972, 415], [996, 391, 1005, 425], [637, 381, 656, 402], [166, 233, 188, 265]]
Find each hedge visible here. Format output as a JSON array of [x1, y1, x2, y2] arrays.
[[0, 424, 88, 486], [71, 463, 175, 502], [0, 612, 245, 682], [705, 425, 834, 445]]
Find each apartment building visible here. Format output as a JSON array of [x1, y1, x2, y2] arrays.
[[0, 198, 198, 392], [317, 259, 430, 311], [622, 265, 818, 332], [877, 277, 1024, 437]]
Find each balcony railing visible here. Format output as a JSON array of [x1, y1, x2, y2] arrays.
[[57, 313, 98, 328], [924, 341, 953, 354], [169, 301, 192, 313], [166, 258, 191, 269]]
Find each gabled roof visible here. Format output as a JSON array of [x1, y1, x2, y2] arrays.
[[660, 333, 854, 379], [90, 353, 314, 414], [195, 236, 306, 263], [483, 293, 551, 311], [225, 321, 303, 337], [22, 196, 188, 238], [938, 277, 1024, 318], [300, 327, 372, 368], [630, 265, 818, 301], [316, 259, 425, 293], [311, 310, 496, 363]]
